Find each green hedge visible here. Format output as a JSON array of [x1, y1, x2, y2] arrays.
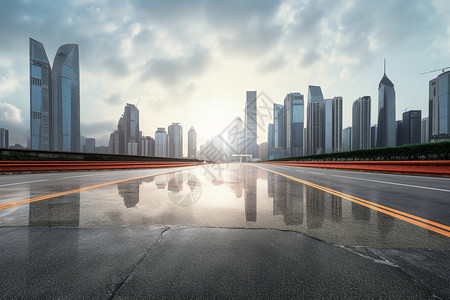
[[269, 141, 450, 162]]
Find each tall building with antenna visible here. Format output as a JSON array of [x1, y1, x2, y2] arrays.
[[377, 60, 396, 148]]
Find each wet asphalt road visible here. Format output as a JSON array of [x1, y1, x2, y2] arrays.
[[0, 163, 449, 299]]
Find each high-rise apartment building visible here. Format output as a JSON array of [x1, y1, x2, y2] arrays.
[[0, 128, 9, 148], [245, 91, 258, 160], [352, 96, 371, 150], [30, 38, 80, 152], [429, 71, 450, 142], [377, 64, 396, 148], [155, 127, 168, 157], [188, 126, 197, 159], [168, 123, 183, 158], [284, 93, 304, 156], [342, 127, 352, 151], [306, 85, 324, 154], [30, 38, 52, 150], [141, 136, 155, 156]]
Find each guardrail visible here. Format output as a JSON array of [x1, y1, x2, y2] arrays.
[[263, 160, 450, 176], [0, 161, 204, 172]]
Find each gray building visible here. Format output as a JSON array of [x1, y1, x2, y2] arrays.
[[321, 97, 342, 153], [306, 85, 324, 155], [188, 126, 197, 159], [267, 123, 274, 152], [399, 110, 422, 145], [285, 93, 304, 156], [0, 128, 9, 148], [155, 128, 168, 157], [421, 117, 429, 144], [342, 126, 352, 151], [84, 138, 95, 153], [273, 103, 285, 149], [30, 38, 52, 150], [168, 123, 183, 158], [371, 125, 377, 148], [141, 136, 155, 156], [332, 97, 343, 152], [377, 65, 396, 148], [124, 104, 140, 155], [245, 91, 258, 160], [429, 71, 450, 142], [352, 96, 371, 150], [52, 43, 80, 152]]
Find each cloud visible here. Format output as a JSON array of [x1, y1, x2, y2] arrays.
[[0, 101, 27, 145], [142, 49, 211, 86], [0, 70, 20, 97]]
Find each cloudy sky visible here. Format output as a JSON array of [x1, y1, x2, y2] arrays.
[[0, 0, 449, 150]]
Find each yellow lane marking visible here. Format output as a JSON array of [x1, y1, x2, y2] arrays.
[[0, 167, 194, 211], [255, 165, 450, 237]]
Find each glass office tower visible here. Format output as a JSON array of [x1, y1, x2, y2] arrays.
[[377, 68, 396, 147], [429, 71, 450, 141], [30, 38, 52, 150], [306, 86, 324, 155], [168, 123, 183, 158], [52, 44, 80, 151], [285, 93, 304, 157]]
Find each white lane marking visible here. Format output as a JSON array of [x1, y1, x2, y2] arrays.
[[306, 171, 326, 175], [0, 179, 48, 187], [62, 174, 99, 179], [332, 174, 450, 193]]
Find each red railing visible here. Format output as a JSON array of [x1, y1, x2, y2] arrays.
[[263, 160, 450, 176], [0, 161, 204, 172]]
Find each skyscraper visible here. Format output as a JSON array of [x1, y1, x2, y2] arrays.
[[352, 96, 371, 150], [123, 104, 140, 155], [155, 127, 168, 157], [188, 126, 197, 159], [52, 44, 80, 152], [321, 99, 333, 153], [245, 91, 258, 160], [421, 117, 429, 143], [377, 62, 396, 148], [30, 38, 52, 150], [284, 93, 304, 156], [429, 71, 450, 142], [399, 110, 422, 145], [306, 85, 324, 154], [168, 123, 183, 158], [0, 128, 9, 148], [332, 97, 343, 152], [273, 103, 285, 149], [342, 127, 352, 151]]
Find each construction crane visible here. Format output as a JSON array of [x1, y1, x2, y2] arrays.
[[419, 66, 450, 75]]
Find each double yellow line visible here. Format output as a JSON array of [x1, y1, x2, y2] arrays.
[[0, 168, 186, 211], [256, 165, 450, 237]]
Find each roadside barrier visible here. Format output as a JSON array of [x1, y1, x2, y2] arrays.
[[0, 161, 204, 172], [263, 160, 450, 176]]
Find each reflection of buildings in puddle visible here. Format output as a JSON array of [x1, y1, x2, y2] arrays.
[[268, 174, 345, 228], [154, 175, 168, 189], [284, 180, 303, 225], [352, 202, 371, 221], [329, 194, 342, 222], [28, 183, 81, 227], [244, 165, 257, 222], [225, 164, 244, 198], [305, 186, 325, 229], [118, 181, 141, 208], [377, 211, 395, 236], [168, 173, 202, 207]]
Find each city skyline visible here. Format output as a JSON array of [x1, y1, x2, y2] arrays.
[[0, 1, 450, 149]]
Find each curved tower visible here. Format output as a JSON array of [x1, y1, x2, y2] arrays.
[[30, 38, 52, 150], [52, 44, 80, 151]]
